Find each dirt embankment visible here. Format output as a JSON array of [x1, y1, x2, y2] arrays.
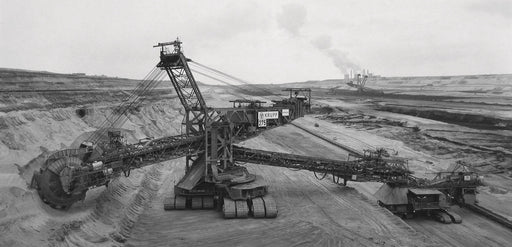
[[0, 96, 184, 246], [0, 68, 140, 91], [0, 68, 176, 112], [376, 105, 512, 130]]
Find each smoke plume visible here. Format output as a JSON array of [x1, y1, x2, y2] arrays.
[[276, 3, 307, 36], [277, 4, 360, 75], [312, 35, 360, 74]]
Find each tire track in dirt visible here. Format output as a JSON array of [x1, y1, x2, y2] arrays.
[[306, 106, 512, 246], [47, 163, 165, 246], [253, 121, 443, 246], [127, 162, 384, 246], [247, 164, 377, 246], [276, 168, 375, 245], [282, 167, 442, 246], [258, 166, 354, 243], [259, 123, 397, 235]]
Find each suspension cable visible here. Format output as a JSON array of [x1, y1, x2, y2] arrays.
[[191, 61, 277, 97], [189, 63, 279, 103], [190, 63, 277, 100], [86, 66, 165, 144], [190, 68, 250, 100], [88, 67, 159, 130]]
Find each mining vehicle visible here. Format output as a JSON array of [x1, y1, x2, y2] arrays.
[[346, 74, 384, 94], [375, 162, 481, 223], [31, 38, 480, 220]]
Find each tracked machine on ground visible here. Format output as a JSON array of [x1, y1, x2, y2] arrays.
[[346, 74, 383, 94], [31, 39, 481, 221], [375, 162, 482, 223]]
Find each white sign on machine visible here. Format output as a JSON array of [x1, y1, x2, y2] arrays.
[[258, 111, 279, 127], [282, 109, 289, 117]]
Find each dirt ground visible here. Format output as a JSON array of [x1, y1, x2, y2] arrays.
[[1, 69, 512, 246], [125, 122, 512, 247], [310, 98, 512, 221], [126, 127, 438, 247]]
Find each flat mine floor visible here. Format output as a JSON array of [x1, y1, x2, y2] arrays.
[[126, 123, 512, 247]]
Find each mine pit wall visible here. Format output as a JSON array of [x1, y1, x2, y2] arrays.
[[0, 98, 184, 246], [376, 105, 512, 130]]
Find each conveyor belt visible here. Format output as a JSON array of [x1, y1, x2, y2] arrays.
[[290, 122, 364, 157], [233, 146, 411, 184], [465, 203, 512, 230]]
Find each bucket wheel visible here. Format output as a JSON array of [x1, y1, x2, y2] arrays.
[[34, 156, 87, 210]]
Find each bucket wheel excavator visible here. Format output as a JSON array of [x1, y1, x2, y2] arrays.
[[31, 39, 481, 220], [346, 74, 383, 94]]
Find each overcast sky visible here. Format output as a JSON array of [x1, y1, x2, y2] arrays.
[[1, 0, 511, 83]]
